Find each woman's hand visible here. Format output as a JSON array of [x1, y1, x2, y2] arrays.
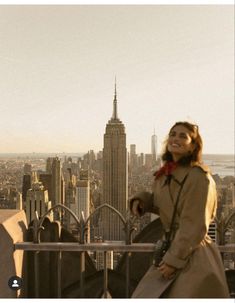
[[158, 261, 177, 279]]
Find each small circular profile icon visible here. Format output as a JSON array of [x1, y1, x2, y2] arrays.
[[8, 276, 23, 290]]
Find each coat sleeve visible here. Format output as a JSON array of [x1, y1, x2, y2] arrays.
[[163, 167, 216, 269], [129, 191, 158, 216]]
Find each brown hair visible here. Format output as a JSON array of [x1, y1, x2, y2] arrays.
[[162, 121, 203, 165]]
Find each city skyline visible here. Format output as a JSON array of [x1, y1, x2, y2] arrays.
[[0, 5, 234, 155]]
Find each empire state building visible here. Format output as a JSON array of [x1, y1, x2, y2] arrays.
[[102, 83, 128, 241]]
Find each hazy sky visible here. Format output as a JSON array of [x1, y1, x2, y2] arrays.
[[0, 5, 234, 154]]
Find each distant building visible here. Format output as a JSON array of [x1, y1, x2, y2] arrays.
[[145, 154, 153, 170], [76, 179, 90, 242], [46, 157, 53, 174], [51, 157, 62, 206], [95, 151, 103, 172], [208, 221, 218, 243], [22, 174, 32, 204], [39, 173, 53, 203], [16, 192, 23, 210], [64, 177, 76, 229], [95, 241, 114, 270], [23, 163, 32, 175], [46, 157, 65, 209], [80, 169, 89, 180], [102, 82, 128, 241], [129, 144, 137, 171], [25, 182, 52, 224], [137, 153, 144, 167], [151, 129, 157, 165]]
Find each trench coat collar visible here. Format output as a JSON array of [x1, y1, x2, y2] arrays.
[[159, 162, 210, 187]]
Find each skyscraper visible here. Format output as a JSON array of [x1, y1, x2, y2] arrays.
[[25, 182, 52, 224], [102, 82, 128, 241], [75, 179, 90, 242], [151, 129, 157, 165], [22, 174, 31, 204], [51, 157, 62, 206], [46, 157, 64, 220], [46, 157, 64, 207], [129, 144, 137, 172]]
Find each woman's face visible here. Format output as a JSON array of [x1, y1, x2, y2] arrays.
[[167, 124, 195, 162]]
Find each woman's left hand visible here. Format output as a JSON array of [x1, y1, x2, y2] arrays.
[[158, 261, 177, 279]]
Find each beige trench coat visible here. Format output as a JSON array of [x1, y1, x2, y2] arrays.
[[131, 164, 230, 298]]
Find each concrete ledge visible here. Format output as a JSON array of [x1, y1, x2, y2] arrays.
[[0, 210, 27, 298]]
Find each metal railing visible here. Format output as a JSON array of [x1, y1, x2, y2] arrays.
[[14, 241, 235, 298], [14, 204, 235, 298], [16, 203, 138, 298]]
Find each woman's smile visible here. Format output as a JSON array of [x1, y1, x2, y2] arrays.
[[167, 125, 194, 161], [170, 143, 181, 148]]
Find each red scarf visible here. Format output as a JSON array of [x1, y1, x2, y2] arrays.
[[154, 161, 178, 180]]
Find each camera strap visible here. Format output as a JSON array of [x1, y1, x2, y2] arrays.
[[165, 173, 189, 243]]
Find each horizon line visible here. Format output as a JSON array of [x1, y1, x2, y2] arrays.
[[0, 152, 234, 156]]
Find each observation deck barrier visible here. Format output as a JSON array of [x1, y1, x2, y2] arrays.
[[13, 203, 235, 298]]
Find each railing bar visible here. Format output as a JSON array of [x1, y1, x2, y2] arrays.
[[14, 242, 235, 253], [15, 243, 156, 252]]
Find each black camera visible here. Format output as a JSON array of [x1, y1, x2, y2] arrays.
[[153, 239, 170, 266]]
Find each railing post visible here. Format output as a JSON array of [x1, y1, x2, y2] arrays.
[[34, 251, 39, 298], [125, 252, 131, 298], [57, 250, 62, 298], [103, 251, 108, 298], [80, 251, 85, 297], [125, 212, 135, 298], [31, 212, 41, 298]]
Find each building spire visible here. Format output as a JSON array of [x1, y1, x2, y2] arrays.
[[112, 77, 118, 120]]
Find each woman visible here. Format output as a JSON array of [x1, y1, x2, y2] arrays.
[[130, 121, 229, 298]]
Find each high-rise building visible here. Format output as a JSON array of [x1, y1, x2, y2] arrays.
[[83, 150, 96, 171], [95, 241, 114, 270], [25, 182, 52, 224], [208, 221, 218, 243], [39, 173, 53, 202], [46, 157, 53, 174], [45, 157, 64, 220], [22, 174, 31, 204], [151, 129, 157, 165], [51, 157, 62, 206], [75, 179, 90, 242], [76, 180, 90, 219], [137, 153, 144, 167], [23, 163, 32, 175], [145, 153, 153, 169], [129, 144, 137, 171], [102, 82, 128, 241], [46, 157, 64, 207], [64, 178, 76, 229], [95, 151, 103, 173]]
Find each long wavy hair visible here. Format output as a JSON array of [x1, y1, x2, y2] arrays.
[[162, 121, 203, 166]]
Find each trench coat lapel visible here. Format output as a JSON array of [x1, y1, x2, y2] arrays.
[[159, 166, 190, 189], [171, 166, 192, 184]]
